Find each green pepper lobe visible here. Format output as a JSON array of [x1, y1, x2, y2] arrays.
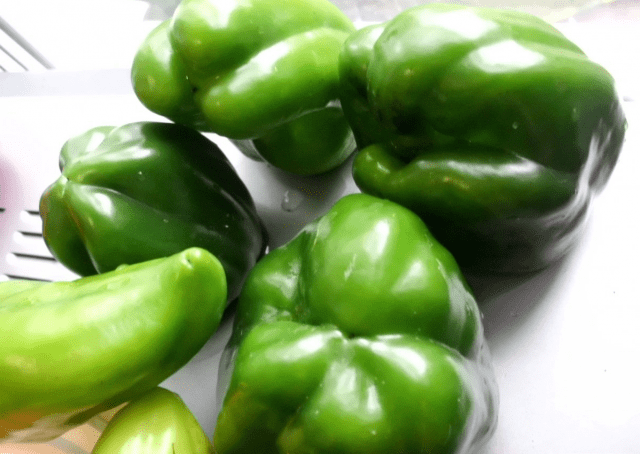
[[0, 248, 226, 443], [215, 194, 498, 454], [92, 387, 214, 454], [40, 121, 266, 301], [340, 4, 626, 272], [132, 0, 357, 175]]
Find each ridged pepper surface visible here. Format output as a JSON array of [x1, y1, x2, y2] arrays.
[[132, 0, 357, 175], [339, 3, 627, 272], [40, 121, 266, 301], [214, 194, 498, 454]]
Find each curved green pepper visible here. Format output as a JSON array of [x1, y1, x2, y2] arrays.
[[215, 194, 497, 454], [339, 3, 627, 272], [92, 387, 213, 454], [0, 247, 226, 443], [40, 121, 266, 301], [131, 0, 357, 175]]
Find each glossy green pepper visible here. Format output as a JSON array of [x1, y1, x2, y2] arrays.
[[0, 247, 226, 443], [40, 121, 266, 301], [339, 3, 627, 272], [214, 194, 497, 454], [92, 387, 213, 453], [131, 0, 357, 175]]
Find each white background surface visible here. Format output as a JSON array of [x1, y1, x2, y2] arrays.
[[1, 1, 639, 453], [476, 100, 640, 453]]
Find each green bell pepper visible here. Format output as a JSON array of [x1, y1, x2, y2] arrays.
[[131, 0, 357, 175], [0, 247, 226, 443], [339, 3, 627, 272], [92, 387, 213, 453], [40, 121, 266, 301], [214, 193, 497, 454]]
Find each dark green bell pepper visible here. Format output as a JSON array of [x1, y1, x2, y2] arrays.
[[339, 3, 627, 272], [214, 193, 497, 454], [0, 247, 226, 443], [92, 387, 213, 453], [40, 121, 266, 301], [131, 0, 356, 175]]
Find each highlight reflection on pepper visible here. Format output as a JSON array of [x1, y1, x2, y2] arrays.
[[40, 122, 266, 302], [0, 248, 226, 443], [92, 387, 214, 454], [340, 3, 627, 273], [132, 0, 357, 175], [215, 194, 498, 454]]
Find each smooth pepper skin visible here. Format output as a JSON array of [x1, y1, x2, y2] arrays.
[[339, 3, 627, 273], [92, 387, 213, 454], [40, 121, 266, 301], [0, 247, 226, 443], [131, 0, 357, 175], [214, 194, 498, 454]]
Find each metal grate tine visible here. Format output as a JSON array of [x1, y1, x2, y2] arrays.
[[0, 207, 78, 282], [0, 15, 53, 72]]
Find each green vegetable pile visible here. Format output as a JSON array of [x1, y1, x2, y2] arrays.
[[0, 1, 626, 453]]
